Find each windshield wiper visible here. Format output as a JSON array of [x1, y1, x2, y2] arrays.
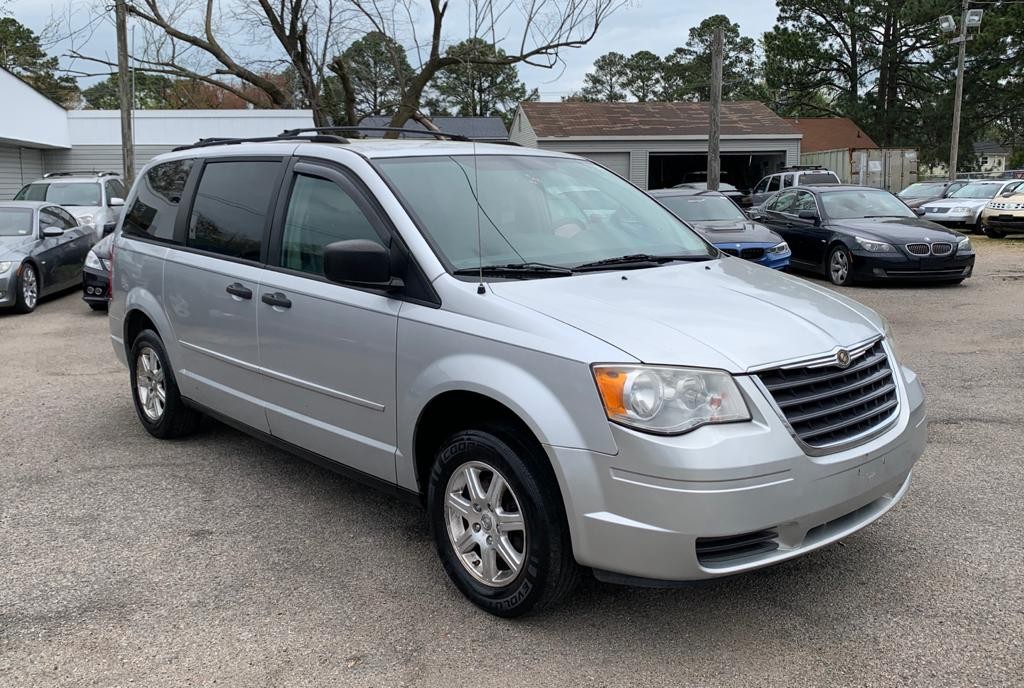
[[573, 253, 713, 272], [452, 262, 574, 278]]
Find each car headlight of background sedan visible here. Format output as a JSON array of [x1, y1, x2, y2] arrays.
[[593, 365, 750, 434], [854, 237, 896, 253], [0, 261, 12, 276], [950, 207, 972, 215], [767, 242, 790, 255]]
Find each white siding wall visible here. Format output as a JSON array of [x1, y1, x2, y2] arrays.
[[67, 110, 315, 145], [576, 152, 630, 179], [0, 145, 45, 199], [508, 109, 538, 148], [537, 137, 801, 189], [43, 144, 177, 177]]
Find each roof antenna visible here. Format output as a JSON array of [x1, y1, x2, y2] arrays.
[[473, 139, 485, 295]]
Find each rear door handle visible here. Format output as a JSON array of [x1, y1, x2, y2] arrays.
[[261, 291, 292, 309], [226, 282, 253, 300]]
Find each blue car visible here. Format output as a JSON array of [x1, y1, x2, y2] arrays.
[[649, 188, 791, 269]]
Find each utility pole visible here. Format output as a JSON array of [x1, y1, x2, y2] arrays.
[[115, 0, 135, 187], [947, 0, 969, 182], [707, 26, 724, 192]]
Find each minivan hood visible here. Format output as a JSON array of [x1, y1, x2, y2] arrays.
[[490, 258, 883, 372]]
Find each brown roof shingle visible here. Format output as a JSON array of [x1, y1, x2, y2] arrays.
[[519, 101, 800, 138], [783, 117, 878, 152]]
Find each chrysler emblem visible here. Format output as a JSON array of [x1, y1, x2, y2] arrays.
[[836, 349, 851, 368]]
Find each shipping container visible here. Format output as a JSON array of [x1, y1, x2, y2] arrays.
[[799, 148, 919, 192]]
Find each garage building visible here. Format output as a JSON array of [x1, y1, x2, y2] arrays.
[[509, 101, 802, 191]]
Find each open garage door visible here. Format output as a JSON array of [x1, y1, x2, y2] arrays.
[[648, 152, 787, 192], [579, 152, 630, 180]]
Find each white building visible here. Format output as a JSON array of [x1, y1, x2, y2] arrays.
[[0, 66, 313, 199]]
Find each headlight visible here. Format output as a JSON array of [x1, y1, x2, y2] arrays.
[[78, 214, 94, 226], [85, 250, 102, 270], [854, 237, 896, 253], [593, 365, 750, 435], [0, 261, 12, 275], [950, 207, 971, 214], [767, 241, 790, 255], [957, 236, 972, 253]]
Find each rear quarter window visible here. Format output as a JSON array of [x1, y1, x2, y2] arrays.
[[122, 159, 193, 243], [800, 173, 840, 185]]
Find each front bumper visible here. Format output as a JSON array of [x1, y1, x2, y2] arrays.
[[715, 242, 790, 270], [81, 265, 110, 305], [850, 250, 974, 281], [547, 363, 927, 582], [982, 215, 1024, 232], [0, 269, 18, 306]]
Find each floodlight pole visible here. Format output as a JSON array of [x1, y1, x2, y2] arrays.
[[948, 0, 969, 182], [115, 0, 135, 187]]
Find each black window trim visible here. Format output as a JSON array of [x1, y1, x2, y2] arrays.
[[263, 156, 440, 308], [173, 155, 289, 267]]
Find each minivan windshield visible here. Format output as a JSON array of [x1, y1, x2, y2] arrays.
[[949, 183, 1001, 199], [375, 155, 714, 272], [820, 190, 916, 219], [657, 194, 747, 222], [15, 182, 101, 206]]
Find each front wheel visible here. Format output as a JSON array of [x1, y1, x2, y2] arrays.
[[427, 424, 579, 617], [14, 263, 39, 313], [828, 245, 855, 286], [128, 329, 202, 439], [983, 226, 1006, 239]]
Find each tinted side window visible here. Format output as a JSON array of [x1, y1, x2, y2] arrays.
[[53, 207, 78, 228], [15, 184, 47, 201], [187, 161, 279, 261], [768, 190, 796, 213], [280, 173, 384, 276], [753, 178, 768, 194], [782, 174, 794, 188], [105, 179, 127, 202], [39, 208, 62, 231], [123, 159, 193, 243], [768, 176, 782, 192], [794, 191, 817, 213]]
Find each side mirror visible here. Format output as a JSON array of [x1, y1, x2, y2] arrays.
[[102, 222, 117, 236], [913, 207, 926, 216], [108, 197, 125, 207], [42, 226, 64, 238], [797, 209, 820, 224], [323, 239, 403, 290]]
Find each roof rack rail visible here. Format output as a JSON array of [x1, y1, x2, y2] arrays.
[[280, 126, 471, 142], [172, 133, 350, 152], [780, 165, 827, 172], [43, 170, 120, 178]]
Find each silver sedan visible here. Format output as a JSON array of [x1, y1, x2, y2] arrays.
[[0, 201, 93, 313]]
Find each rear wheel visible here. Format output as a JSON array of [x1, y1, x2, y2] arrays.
[[128, 329, 202, 438], [427, 423, 579, 617], [828, 245, 854, 286], [14, 263, 38, 314]]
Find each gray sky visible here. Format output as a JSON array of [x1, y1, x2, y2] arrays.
[[8, 0, 779, 101]]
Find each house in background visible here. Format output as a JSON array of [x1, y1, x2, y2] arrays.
[[509, 101, 802, 191], [782, 117, 878, 153], [973, 141, 1010, 173], [357, 116, 509, 142]]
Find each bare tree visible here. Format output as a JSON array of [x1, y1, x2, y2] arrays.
[[349, 0, 625, 132]]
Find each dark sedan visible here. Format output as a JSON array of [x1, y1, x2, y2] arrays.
[[649, 188, 790, 269], [82, 231, 113, 311], [897, 180, 969, 209], [751, 185, 975, 286]]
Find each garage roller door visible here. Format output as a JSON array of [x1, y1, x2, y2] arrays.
[[579, 152, 630, 179]]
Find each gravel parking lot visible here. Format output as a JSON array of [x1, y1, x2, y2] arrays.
[[1, 237, 1022, 687]]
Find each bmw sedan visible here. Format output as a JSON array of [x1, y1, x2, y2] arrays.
[[650, 188, 791, 269], [0, 201, 93, 313], [752, 185, 975, 286]]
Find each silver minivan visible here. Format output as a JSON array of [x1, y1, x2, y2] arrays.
[[108, 134, 927, 617]]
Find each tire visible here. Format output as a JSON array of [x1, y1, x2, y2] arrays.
[[427, 423, 580, 617], [13, 263, 39, 314], [128, 329, 202, 439], [983, 226, 1006, 239], [89, 302, 108, 312], [971, 219, 984, 235], [827, 244, 855, 286]]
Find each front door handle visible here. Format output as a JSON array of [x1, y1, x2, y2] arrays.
[[261, 291, 292, 309], [226, 282, 253, 300]]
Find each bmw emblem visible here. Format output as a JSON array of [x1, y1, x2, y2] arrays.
[[836, 349, 851, 368]]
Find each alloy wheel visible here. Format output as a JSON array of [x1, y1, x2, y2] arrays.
[[830, 249, 849, 284], [444, 461, 527, 587], [135, 346, 167, 422], [21, 267, 37, 309]]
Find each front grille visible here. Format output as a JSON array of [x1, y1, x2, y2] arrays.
[[720, 248, 739, 257], [696, 528, 779, 566], [906, 243, 930, 255], [757, 340, 898, 449], [885, 268, 966, 277], [989, 201, 1024, 210], [931, 242, 953, 256], [740, 247, 766, 260]]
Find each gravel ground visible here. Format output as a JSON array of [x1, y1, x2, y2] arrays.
[[1, 237, 1022, 687]]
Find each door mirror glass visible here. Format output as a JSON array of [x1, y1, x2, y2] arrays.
[[797, 209, 820, 223], [913, 207, 926, 216], [42, 226, 64, 238], [323, 239, 401, 290], [109, 197, 125, 207]]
